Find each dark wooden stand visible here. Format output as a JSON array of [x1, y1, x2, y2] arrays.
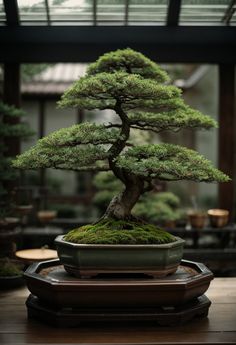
[[24, 259, 214, 326], [26, 294, 211, 327]]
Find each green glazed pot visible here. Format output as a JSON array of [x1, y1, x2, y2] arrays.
[[55, 235, 185, 278]]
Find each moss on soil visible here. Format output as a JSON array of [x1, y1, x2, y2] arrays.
[[64, 218, 176, 244]]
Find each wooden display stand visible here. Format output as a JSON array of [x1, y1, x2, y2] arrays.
[[24, 259, 213, 326], [26, 294, 211, 327]]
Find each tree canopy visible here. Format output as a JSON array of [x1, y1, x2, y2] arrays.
[[13, 48, 229, 220]]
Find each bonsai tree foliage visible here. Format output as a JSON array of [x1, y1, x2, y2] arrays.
[[13, 49, 229, 244]]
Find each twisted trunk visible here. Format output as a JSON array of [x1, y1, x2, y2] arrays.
[[102, 100, 144, 220], [103, 178, 144, 220], [107, 101, 130, 183]]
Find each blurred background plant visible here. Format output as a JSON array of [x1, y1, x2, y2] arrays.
[[134, 192, 181, 227], [0, 102, 34, 220]]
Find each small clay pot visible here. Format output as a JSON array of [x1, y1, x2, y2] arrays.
[[0, 217, 20, 230], [15, 205, 33, 216], [188, 212, 206, 229], [207, 209, 229, 228], [0, 274, 25, 289], [0, 259, 25, 289], [164, 220, 176, 229], [37, 210, 57, 223]]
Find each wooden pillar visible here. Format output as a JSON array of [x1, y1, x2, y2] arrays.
[[39, 100, 45, 139], [76, 109, 87, 196], [3, 63, 21, 156], [39, 100, 46, 188], [218, 64, 235, 220], [77, 109, 84, 124]]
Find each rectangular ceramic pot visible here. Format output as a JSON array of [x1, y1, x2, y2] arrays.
[[55, 235, 185, 278]]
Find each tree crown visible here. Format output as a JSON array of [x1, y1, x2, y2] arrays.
[[87, 48, 170, 83], [13, 48, 229, 187]]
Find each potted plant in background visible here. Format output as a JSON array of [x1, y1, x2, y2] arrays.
[[13, 48, 229, 279], [0, 101, 33, 288], [0, 258, 24, 289]]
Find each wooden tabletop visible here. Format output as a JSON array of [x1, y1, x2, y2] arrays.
[[0, 278, 236, 344]]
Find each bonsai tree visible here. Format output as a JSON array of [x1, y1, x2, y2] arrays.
[[13, 49, 229, 245]]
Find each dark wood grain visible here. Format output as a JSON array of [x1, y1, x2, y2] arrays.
[[0, 279, 236, 344]]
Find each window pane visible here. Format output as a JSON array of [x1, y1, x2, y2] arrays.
[[180, 0, 230, 25], [0, 0, 6, 25], [129, 0, 167, 24], [14, 0, 236, 26], [48, 0, 93, 23], [97, 0, 125, 23], [18, 0, 47, 24], [230, 6, 236, 25]]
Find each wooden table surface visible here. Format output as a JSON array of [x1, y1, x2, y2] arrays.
[[0, 278, 236, 344]]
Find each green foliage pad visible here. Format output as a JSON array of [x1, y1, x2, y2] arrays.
[[116, 144, 229, 182], [64, 218, 176, 245]]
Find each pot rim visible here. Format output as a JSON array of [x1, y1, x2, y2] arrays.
[[0, 274, 23, 280], [55, 235, 185, 249]]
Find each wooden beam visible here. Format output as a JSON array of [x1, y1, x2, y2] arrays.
[[222, 0, 236, 25], [3, 0, 19, 26], [218, 64, 235, 220], [167, 0, 181, 26], [124, 0, 129, 26], [77, 109, 85, 124], [93, 0, 97, 26], [39, 100, 46, 188], [0, 26, 235, 63], [39, 100, 45, 139], [45, 0, 51, 26]]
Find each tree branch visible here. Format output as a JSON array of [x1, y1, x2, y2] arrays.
[[105, 123, 122, 129], [130, 125, 162, 134], [52, 165, 110, 172], [130, 123, 203, 134], [56, 139, 118, 148]]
